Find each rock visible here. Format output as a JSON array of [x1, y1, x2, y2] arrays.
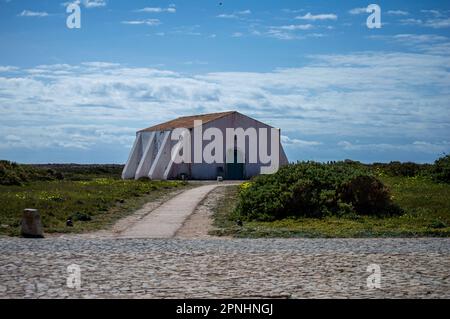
[[21, 209, 44, 238]]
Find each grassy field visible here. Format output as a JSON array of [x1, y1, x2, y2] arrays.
[[0, 176, 186, 237], [211, 176, 450, 238], [2, 160, 450, 238]]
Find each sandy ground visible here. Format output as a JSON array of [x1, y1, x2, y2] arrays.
[[117, 184, 219, 239], [175, 185, 231, 239]]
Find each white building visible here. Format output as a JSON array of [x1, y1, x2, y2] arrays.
[[122, 111, 289, 180]]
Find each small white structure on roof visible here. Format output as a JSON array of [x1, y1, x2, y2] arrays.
[[122, 111, 289, 180]]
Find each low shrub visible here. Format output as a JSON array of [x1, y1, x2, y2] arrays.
[[370, 161, 430, 177], [429, 219, 448, 229], [432, 155, 450, 183], [0, 161, 33, 185], [73, 212, 92, 222], [236, 162, 403, 221], [0, 161, 125, 185], [338, 175, 403, 216], [0, 160, 49, 185]]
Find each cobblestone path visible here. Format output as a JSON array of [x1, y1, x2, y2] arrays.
[[0, 238, 449, 299]]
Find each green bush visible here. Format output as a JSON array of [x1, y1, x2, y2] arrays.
[[370, 161, 430, 177], [338, 175, 403, 216], [1, 161, 125, 185], [0, 160, 60, 185], [1, 161, 31, 185], [432, 155, 450, 183], [236, 162, 403, 221]]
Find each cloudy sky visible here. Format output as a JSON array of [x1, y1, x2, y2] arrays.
[[0, 0, 449, 164]]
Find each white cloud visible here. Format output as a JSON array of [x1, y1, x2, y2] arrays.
[[262, 24, 314, 40], [121, 19, 161, 26], [0, 52, 449, 158], [0, 125, 135, 150], [135, 6, 176, 13], [370, 33, 450, 52], [378, 33, 450, 55], [170, 25, 202, 36], [338, 140, 450, 154], [401, 17, 450, 29], [387, 10, 409, 16], [81, 62, 121, 68], [399, 10, 450, 28], [282, 9, 304, 14], [61, 0, 106, 9], [282, 136, 322, 147], [273, 24, 313, 31], [264, 30, 298, 40], [217, 9, 251, 19], [349, 8, 367, 15], [236, 10, 251, 15], [400, 18, 423, 26], [296, 12, 337, 21], [18, 10, 49, 17], [421, 9, 443, 17], [0, 66, 18, 72], [83, 0, 106, 8], [391, 34, 448, 43], [217, 14, 237, 19], [425, 18, 450, 29], [387, 34, 450, 54], [183, 60, 208, 66]]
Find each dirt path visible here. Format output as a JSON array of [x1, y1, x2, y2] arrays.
[[116, 182, 241, 239], [60, 182, 240, 239], [117, 184, 220, 238], [175, 185, 231, 239], [57, 187, 188, 239]]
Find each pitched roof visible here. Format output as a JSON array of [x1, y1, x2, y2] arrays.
[[139, 111, 236, 132]]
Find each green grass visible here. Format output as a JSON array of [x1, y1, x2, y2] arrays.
[[0, 178, 186, 236], [212, 176, 450, 238], [210, 186, 242, 237]]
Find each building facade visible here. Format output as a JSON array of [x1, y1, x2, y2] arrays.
[[122, 111, 289, 180]]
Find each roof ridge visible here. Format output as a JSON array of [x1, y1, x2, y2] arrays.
[[139, 111, 238, 132]]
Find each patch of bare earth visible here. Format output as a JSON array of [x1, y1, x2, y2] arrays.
[[175, 185, 232, 239]]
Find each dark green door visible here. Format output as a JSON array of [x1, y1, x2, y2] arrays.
[[226, 149, 244, 180]]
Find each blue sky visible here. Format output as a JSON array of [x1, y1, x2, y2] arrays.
[[0, 0, 449, 164]]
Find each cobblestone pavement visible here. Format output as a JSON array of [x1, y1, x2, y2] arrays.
[[0, 238, 449, 299]]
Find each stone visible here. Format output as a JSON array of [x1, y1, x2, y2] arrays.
[[21, 209, 44, 238], [0, 237, 449, 299]]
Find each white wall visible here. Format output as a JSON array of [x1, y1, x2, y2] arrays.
[[123, 112, 290, 180], [168, 112, 289, 180]]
